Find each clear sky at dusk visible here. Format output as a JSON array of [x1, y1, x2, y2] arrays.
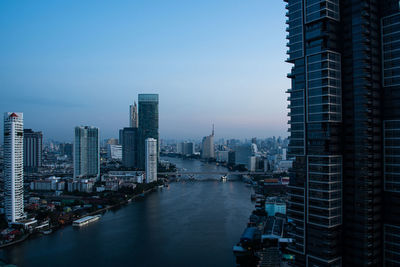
[[0, 0, 289, 142]]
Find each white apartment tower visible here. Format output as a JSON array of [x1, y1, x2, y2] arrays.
[[145, 138, 157, 183], [74, 126, 100, 180], [4, 112, 25, 222]]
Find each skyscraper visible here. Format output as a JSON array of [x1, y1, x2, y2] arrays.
[[145, 138, 157, 183], [129, 101, 138, 128], [138, 94, 159, 169], [4, 112, 24, 223], [74, 126, 100, 179], [201, 125, 215, 159], [382, 4, 400, 266], [23, 129, 43, 173], [285, 1, 400, 266], [122, 127, 138, 168]]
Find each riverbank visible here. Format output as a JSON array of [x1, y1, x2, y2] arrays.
[[0, 185, 160, 250], [0, 233, 31, 249], [85, 187, 155, 217]]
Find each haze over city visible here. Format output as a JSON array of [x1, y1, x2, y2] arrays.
[[0, 1, 289, 141]]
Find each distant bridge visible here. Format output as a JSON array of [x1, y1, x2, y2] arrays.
[[158, 171, 267, 176]]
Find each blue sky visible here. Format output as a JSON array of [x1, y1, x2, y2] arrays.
[[0, 0, 289, 142]]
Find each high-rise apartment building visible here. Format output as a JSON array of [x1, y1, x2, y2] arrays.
[[145, 138, 157, 183], [201, 125, 215, 159], [23, 129, 43, 173], [285, 1, 400, 266], [129, 101, 138, 128], [74, 126, 100, 179], [138, 94, 159, 169], [4, 112, 24, 223], [122, 127, 138, 168]]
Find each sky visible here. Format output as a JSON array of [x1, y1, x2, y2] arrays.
[[0, 0, 290, 142]]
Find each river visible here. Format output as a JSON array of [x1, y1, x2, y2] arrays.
[[0, 157, 254, 267]]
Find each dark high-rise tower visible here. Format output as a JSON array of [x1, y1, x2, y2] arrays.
[[138, 94, 159, 169], [285, 0, 400, 266], [23, 129, 43, 173], [382, 2, 400, 266], [122, 127, 138, 169]]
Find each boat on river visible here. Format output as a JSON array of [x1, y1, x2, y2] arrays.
[[73, 215, 101, 227], [221, 175, 227, 182], [42, 229, 53, 235]]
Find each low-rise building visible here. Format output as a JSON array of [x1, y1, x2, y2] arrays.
[[67, 179, 94, 193], [30, 176, 65, 191], [265, 198, 286, 216]]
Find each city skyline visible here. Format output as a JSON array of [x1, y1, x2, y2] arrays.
[[0, 1, 289, 141]]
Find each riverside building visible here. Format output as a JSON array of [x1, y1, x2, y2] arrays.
[[4, 112, 25, 223], [145, 138, 157, 183]]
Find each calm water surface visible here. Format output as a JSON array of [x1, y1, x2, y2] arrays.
[[0, 157, 254, 267]]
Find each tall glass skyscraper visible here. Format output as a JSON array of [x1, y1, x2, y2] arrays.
[[285, 1, 400, 266], [138, 94, 159, 169], [74, 126, 100, 179], [4, 112, 24, 223], [122, 127, 138, 169]]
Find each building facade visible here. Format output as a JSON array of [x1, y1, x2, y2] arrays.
[[4, 112, 25, 223], [23, 129, 43, 173], [107, 144, 122, 160], [122, 127, 138, 168], [234, 144, 252, 166], [285, 0, 400, 266], [74, 126, 100, 179], [145, 138, 157, 183], [138, 94, 159, 169], [382, 3, 400, 266]]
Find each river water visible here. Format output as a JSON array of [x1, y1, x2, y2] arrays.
[[0, 157, 254, 267]]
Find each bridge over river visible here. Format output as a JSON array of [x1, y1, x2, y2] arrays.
[[158, 171, 267, 176], [158, 171, 268, 182]]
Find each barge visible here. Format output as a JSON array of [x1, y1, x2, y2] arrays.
[[73, 215, 101, 227]]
